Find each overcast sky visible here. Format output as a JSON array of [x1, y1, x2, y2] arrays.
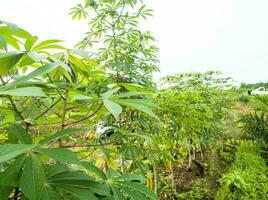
[[1, 0, 268, 83]]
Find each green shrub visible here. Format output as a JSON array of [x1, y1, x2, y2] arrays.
[[216, 144, 268, 200], [177, 181, 213, 200]]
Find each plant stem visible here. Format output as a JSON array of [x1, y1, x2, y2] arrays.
[[59, 90, 68, 146]]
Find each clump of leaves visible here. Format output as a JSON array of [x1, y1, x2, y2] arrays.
[[177, 181, 214, 200], [216, 143, 268, 200], [239, 95, 268, 147]]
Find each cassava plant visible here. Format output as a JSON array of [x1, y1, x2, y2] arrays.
[[0, 20, 159, 200], [69, 0, 161, 179]]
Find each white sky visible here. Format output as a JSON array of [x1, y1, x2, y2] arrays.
[[1, 0, 268, 83]]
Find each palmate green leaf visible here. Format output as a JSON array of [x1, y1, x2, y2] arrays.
[[103, 87, 120, 99], [81, 161, 107, 180], [51, 174, 110, 197], [47, 170, 109, 197], [19, 53, 35, 66], [9, 122, 32, 144], [34, 44, 66, 51], [3, 35, 20, 50], [48, 171, 92, 182], [40, 148, 80, 165], [61, 186, 99, 200], [87, 181, 111, 196], [0, 87, 47, 97], [0, 35, 7, 51], [0, 21, 32, 40], [0, 155, 26, 187], [118, 83, 145, 92], [112, 186, 125, 200], [113, 99, 158, 119], [118, 99, 159, 108], [39, 129, 79, 144], [33, 39, 63, 51], [113, 174, 145, 182], [24, 36, 38, 51], [69, 54, 90, 73], [118, 181, 159, 200], [45, 163, 70, 179], [0, 52, 24, 75], [1, 20, 18, 34], [114, 91, 147, 99], [120, 186, 147, 200], [27, 51, 48, 62], [41, 185, 61, 200], [20, 154, 45, 200], [0, 61, 65, 93], [103, 99, 122, 119], [0, 186, 13, 200], [0, 144, 37, 163]]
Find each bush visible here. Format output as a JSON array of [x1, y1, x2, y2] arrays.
[[216, 144, 268, 199], [177, 181, 214, 200]]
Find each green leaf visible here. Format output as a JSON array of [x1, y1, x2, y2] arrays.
[[0, 186, 13, 200], [39, 129, 79, 145], [81, 161, 107, 180], [0, 144, 37, 163], [120, 186, 147, 200], [113, 99, 158, 119], [9, 122, 32, 144], [119, 182, 159, 200], [24, 36, 38, 51], [47, 171, 107, 196], [0, 87, 47, 97], [20, 154, 45, 200], [0, 108, 15, 124], [114, 174, 145, 182], [48, 171, 92, 182], [0, 35, 7, 51], [114, 91, 147, 99], [33, 39, 63, 51], [117, 99, 159, 108], [103, 87, 120, 99], [103, 99, 122, 119], [0, 52, 24, 75], [118, 83, 144, 91], [27, 51, 47, 62], [112, 186, 125, 200], [2, 20, 18, 34], [40, 186, 61, 200], [0, 155, 26, 187], [69, 54, 89, 73], [40, 148, 80, 165], [2, 35, 20, 50], [0, 62, 65, 92], [34, 44, 65, 51], [86, 181, 111, 196], [61, 186, 99, 200], [45, 163, 70, 179]]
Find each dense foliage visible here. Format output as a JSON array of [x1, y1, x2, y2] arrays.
[[0, 0, 268, 199], [217, 143, 268, 199]]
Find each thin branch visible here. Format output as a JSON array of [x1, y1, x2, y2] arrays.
[[63, 103, 103, 128], [46, 73, 65, 100], [62, 135, 127, 149], [0, 76, 24, 121], [34, 98, 61, 120], [37, 99, 62, 118], [63, 140, 115, 148]]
